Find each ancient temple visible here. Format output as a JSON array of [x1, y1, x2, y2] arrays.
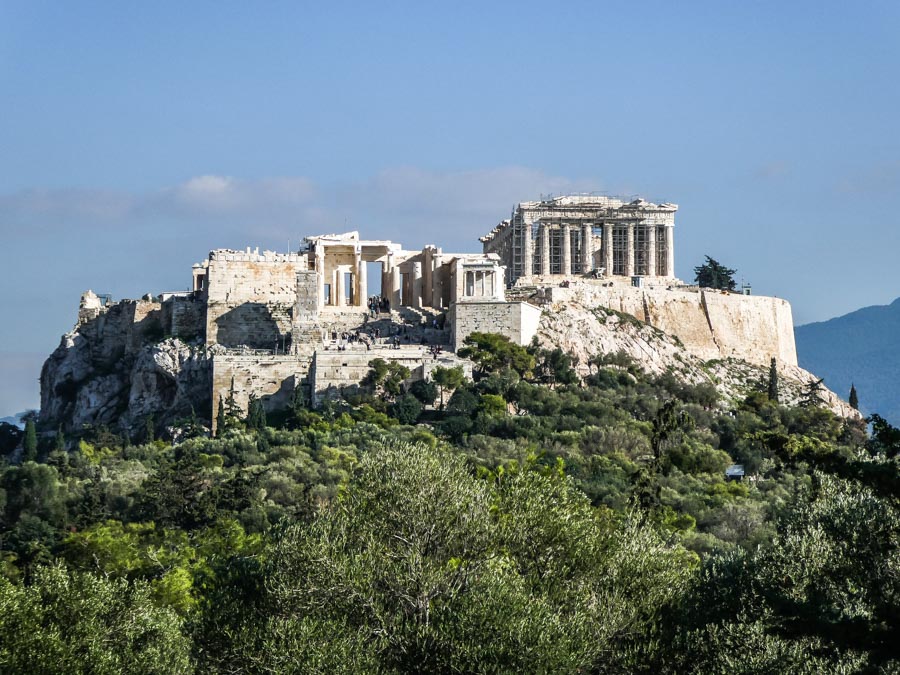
[[480, 195, 677, 285]]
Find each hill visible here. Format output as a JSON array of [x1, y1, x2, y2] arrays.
[[795, 297, 900, 423]]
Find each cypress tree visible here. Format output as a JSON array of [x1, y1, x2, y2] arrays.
[[55, 425, 66, 452], [144, 414, 155, 443], [23, 420, 37, 461], [246, 396, 266, 431], [849, 383, 859, 410], [216, 398, 227, 437], [767, 357, 779, 402]]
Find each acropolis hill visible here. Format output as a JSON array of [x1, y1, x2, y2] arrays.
[[40, 194, 852, 437]]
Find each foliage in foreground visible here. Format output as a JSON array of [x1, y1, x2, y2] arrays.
[[1, 336, 898, 671]]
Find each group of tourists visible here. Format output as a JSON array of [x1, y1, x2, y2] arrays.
[[367, 296, 390, 317]]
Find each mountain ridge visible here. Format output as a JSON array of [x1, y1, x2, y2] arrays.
[[795, 296, 900, 423]]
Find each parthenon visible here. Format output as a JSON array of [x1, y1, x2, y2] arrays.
[[480, 195, 677, 285]]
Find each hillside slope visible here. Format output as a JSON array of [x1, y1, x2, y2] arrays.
[[536, 300, 857, 419], [795, 297, 900, 423]]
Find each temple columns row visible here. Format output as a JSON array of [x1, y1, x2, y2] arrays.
[[523, 222, 674, 278]]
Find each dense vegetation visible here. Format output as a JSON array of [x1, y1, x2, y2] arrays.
[[1, 333, 897, 672]]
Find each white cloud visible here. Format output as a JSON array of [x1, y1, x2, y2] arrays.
[[0, 167, 608, 251]]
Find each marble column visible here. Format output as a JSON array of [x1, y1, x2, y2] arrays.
[[357, 256, 367, 306], [316, 250, 325, 309], [561, 223, 572, 275], [647, 225, 657, 277], [582, 223, 593, 273], [540, 223, 551, 276], [522, 221, 534, 279], [665, 225, 675, 278], [626, 223, 635, 277], [412, 262, 423, 309], [603, 223, 614, 276], [336, 268, 345, 307], [390, 265, 401, 309]]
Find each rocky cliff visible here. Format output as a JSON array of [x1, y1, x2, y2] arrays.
[[535, 299, 857, 419], [40, 286, 857, 440], [40, 292, 214, 437]]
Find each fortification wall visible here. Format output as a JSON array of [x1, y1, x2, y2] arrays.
[[165, 296, 206, 342], [544, 283, 797, 367], [211, 353, 312, 432], [205, 256, 307, 349], [449, 301, 543, 348], [311, 347, 473, 405]]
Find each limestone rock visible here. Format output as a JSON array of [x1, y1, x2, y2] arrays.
[[40, 323, 212, 437], [535, 299, 861, 420]]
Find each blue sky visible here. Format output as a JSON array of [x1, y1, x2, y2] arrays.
[[2, 0, 900, 415]]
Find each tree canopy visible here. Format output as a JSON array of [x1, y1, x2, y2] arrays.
[[694, 255, 737, 291]]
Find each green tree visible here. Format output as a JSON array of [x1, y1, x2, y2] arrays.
[[458, 332, 535, 377], [22, 421, 37, 462], [144, 415, 155, 443], [693, 256, 737, 291], [246, 395, 267, 431], [215, 398, 226, 437], [223, 442, 692, 673], [800, 377, 825, 407], [767, 357, 779, 402], [535, 347, 579, 388], [0, 564, 191, 674], [849, 383, 859, 410], [432, 365, 465, 411], [408, 379, 438, 406], [362, 358, 411, 402], [390, 394, 423, 425]]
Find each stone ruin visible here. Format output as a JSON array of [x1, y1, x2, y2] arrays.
[[41, 194, 817, 436]]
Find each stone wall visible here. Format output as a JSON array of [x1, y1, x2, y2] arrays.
[[449, 301, 543, 348], [311, 346, 473, 405], [205, 255, 308, 349], [211, 353, 313, 432], [165, 295, 206, 342], [543, 282, 797, 367]]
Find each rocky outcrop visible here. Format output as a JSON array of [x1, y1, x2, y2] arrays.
[[535, 300, 860, 420], [40, 297, 214, 437]]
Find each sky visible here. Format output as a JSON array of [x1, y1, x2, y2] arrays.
[[2, 0, 900, 416]]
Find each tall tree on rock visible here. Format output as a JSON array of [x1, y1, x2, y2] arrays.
[[767, 357, 779, 402], [694, 256, 737, 291]]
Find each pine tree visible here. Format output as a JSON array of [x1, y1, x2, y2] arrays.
[[800, 378, 825, 407], [767, 357, 779, 402], [849, 383, 859, 410], [693, 256, 737, 291], [23, 420, 37, 461]]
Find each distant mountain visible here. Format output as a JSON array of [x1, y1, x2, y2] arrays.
[[795, 297, 900, 424], [0, 412, 27, 429]]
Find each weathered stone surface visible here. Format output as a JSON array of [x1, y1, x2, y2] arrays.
[[534, 299, 858, 419], [41, 322, 212, 436]]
